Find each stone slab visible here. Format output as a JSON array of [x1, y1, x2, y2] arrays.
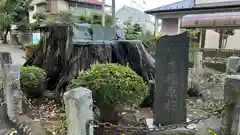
[[18, 114, 47, 135], [145, 118, 195, 135], [154, 32, 189, 125], [92, 27, 115, 40]]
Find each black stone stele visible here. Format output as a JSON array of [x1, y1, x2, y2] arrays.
[[153, 32, 189, 125]]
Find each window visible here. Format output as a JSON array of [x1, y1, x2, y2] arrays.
[[76, 2, 82, 7], [29, 6, 34, 11], [137, 16, 140, 22], [36, 3, 47, 12], [69, 2, 77, 7]]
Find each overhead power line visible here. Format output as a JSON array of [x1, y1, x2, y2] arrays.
[[131, 0, 147, 10]]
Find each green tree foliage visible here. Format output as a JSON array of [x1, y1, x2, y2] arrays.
[[185, 28, 200, 48], [185, 28, 200, 40], [31, 12, 113, 28], [30, 11, 74, 30], [33, 12, 47, 22], [30, 12, 47, 30], [215, 29, 235, 48], [124, 23, 159, 53], [0, 0, 29, 43], [57, 11, 74, 23], [76, 12, 112, 26], [124, 23, 142, 40]]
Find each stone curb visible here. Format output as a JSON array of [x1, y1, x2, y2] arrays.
[[9, 116, 34, 135], [8, 94, 35, 135]]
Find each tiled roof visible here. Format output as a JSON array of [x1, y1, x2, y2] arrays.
[[145, 0, 240, 14], [68, 0, 102, 6], [72, 0, 111, 7], [85, 0, 102, 5], [145, 0, 194, 13]]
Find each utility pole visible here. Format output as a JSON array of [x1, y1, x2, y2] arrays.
[[101, 0, 105, 27], [154, 16, 159, 36], [111, 0, 116, 27]]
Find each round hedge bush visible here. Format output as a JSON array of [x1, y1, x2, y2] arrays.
[[20, 66, 46, 98], [67, 63, 148, 109]]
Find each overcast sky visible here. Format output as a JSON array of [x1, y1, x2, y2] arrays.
[[105, 0, 181, 11]]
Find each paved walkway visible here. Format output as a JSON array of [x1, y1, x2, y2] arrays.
[[0, 44, 25, 65], [0, 44, 25, 134]]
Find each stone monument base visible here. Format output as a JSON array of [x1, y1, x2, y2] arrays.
[[145, 118, 196, 135]]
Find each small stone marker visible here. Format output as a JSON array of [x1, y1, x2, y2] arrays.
[[222, 75, 240, 135], [64, 87, 93, 135], [226, 56, 240, 74], [154, 32, 189, 125], [0, 52, 12, 89]]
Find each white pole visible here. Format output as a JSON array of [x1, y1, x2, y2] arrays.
[[112, 0, 116, 27], [154, 16, 159, 36], [102, 0, 105, 27]]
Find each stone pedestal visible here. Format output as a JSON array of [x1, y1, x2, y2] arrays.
[[64, 87, 93, 135], [145, 118, 196, 135], [222, 75, 240, 135]]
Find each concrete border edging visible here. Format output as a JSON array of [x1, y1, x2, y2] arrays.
[[3, 64, 35, 135]]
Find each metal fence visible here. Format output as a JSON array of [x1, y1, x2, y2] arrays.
[[89, 118, 150, 135], [190, 48, 240, 58], [189, 48, 240, 63], [93, 127, 149, 135], [86, 112, 216, 135]]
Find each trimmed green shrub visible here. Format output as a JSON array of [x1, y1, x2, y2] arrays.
[[67, 63, 148, 109], [20, 66, 46, 98], [25, 43, 38, 59], [25, 43, 38, 48]]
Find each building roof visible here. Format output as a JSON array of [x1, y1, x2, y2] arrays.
[[117, 5, 154, 24], [29, 0, 47, 6], [29, 0, 110, 7], [145, 0, 240, 14], [69, 0, 111, 7], [181, 11, 240, 28], [83, 0, 102, 5]]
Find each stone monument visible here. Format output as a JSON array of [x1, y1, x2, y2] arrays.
[[154, 32, 189, 125]]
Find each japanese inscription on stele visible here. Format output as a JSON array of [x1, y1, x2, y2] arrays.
[[154, 32, 189, 125]]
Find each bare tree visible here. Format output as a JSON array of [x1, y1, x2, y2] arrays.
[[215, 29, 235, 49]]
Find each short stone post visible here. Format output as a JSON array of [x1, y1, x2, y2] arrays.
[[64, 87, 93, 135], [221, 75, 240, 135], [0, 52, 12, 91], [4, 64, 22, 119], [194, 51, 203, 72]]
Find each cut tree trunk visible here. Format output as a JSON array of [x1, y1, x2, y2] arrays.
[[3, 26, 10, 44], [24, 24, 155, 108]]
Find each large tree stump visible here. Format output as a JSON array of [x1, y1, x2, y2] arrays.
[[24, 24, 155, 101]]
